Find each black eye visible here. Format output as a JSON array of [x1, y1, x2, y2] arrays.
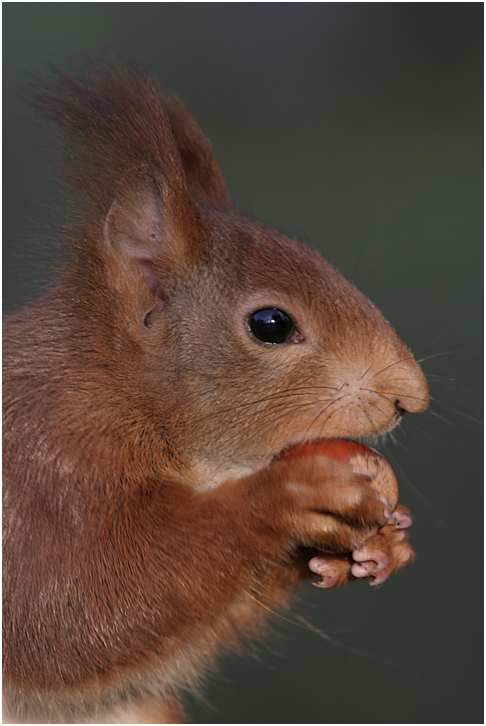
[[248, 308, 295, 344]]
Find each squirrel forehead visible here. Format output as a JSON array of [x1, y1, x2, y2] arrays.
[[188, 222, 375, 324], [197, 213, 347, 298]]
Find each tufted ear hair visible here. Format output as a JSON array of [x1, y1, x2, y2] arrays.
[[163, 91, 231, 207], [31, 63, 231, 253]]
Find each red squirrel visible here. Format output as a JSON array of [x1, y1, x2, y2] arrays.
[[3, 64, 429, 724]]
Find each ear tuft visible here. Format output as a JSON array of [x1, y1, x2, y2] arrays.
[[31, 63, 232, 257]]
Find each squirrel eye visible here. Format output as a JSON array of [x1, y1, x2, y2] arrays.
[[248, 308, 295, 344]]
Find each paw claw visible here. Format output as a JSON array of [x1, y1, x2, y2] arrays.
[[352, 547, 389, 570], [308, 555, 330, 575], [308, 504, 415, 589], [308, 554, 344, 588], [351, 561, 373, 578], [312, 577, 336, 589], [369, 568, 390, 586], [392, 510, 413, 529]]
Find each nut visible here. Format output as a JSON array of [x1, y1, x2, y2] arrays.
[[279, 438, 399, 510]]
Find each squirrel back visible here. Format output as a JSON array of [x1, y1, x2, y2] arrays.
[[3, 64, 429, 723]]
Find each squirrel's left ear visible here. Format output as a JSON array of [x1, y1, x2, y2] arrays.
[[103, 166, 211, 281]]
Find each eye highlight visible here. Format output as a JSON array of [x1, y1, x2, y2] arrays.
[[248, 308, 297, 345]]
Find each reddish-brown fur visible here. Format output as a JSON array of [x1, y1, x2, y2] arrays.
[[3, 64, 429, 723]]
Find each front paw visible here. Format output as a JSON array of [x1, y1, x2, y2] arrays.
[[308, 505, 415, 588], [273, 455, 392, 553]]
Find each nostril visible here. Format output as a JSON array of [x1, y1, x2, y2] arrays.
[[395, 402, 406, 418]]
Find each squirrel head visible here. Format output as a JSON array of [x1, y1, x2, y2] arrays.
[[33, 64, 429, 490]]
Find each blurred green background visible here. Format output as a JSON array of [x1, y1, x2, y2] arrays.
[[3, 4, 483, 724]]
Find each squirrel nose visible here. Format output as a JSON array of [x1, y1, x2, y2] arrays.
[[389, 352, 430, 415]]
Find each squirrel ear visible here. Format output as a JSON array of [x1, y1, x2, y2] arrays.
[[103, 168, 206, 272], [165, 94, 231, 207]]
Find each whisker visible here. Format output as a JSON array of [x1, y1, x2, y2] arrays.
[[371, 356, 417, 376], [419, 400, 481, 447], [425, 374, 457, 388], [425, 407, 465, 434], [379, 443, 442, 523], [225, 400, 314, 440], [415, 313, 475, 356], [425, 373, 455, 380], [360, 387, 428, 405], [417, 350, 482, 364], [227, 398, 335, 453], [191, 385, 339, 425], [299, 396, 347, 443], [358, 397, 378, 429], [244, 590, 400, 666], [429, 398, 483, 425], [364, 397, 393, 420], [357, 363, 373, 381]]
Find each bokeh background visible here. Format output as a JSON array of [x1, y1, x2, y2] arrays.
[[3, 4, 482, 724]]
